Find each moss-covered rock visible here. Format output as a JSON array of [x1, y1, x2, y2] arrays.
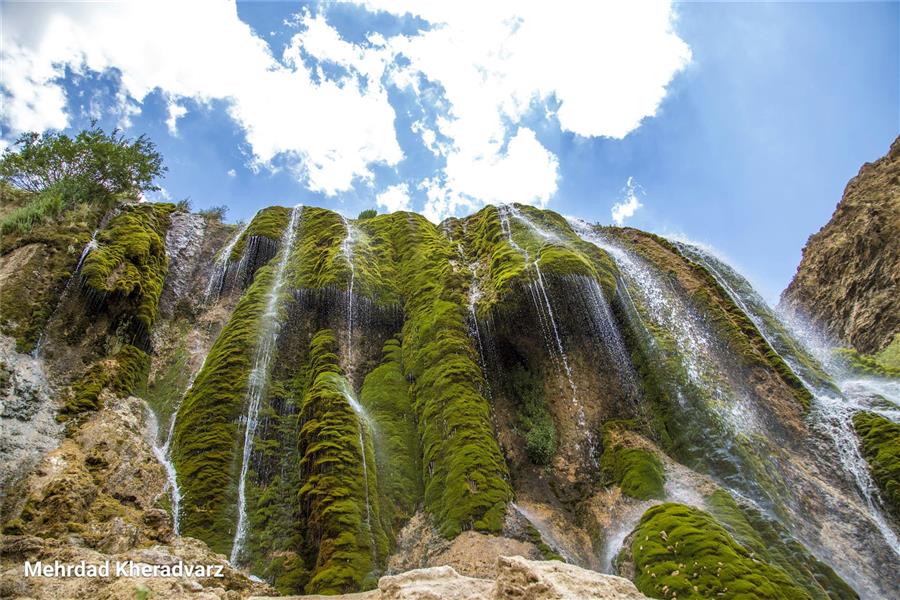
[[297, 329, 382, 594], [60, 344, 149, 417], [171, 265, 276, 553], [360, 338, 422, 534], [705, 490, 857, 600], [80, 202, 174, 344], [229, 206, 291, 261], [600, 421, 665, 500], [360, 212, 512, 538], [852, 411, 900, 520], [0, 186, 106, 353], [834, 346, 900, 378], [627, 503, 812, 599]]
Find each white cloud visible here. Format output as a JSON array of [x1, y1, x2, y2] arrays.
[[362, 0, 690, 219], [165, 100, 188, 136], [227, 168, 237, 178], [0, 1, 403, 195], [0, 1, 689, 215], [375, 182, 411, 212], [611, 176, 643, 225]]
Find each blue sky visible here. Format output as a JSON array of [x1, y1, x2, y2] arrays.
[[1, 1, 897, 301]]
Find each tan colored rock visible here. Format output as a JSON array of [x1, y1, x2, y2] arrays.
[[380, 566, 493, 599], [387, 512, 540, 579], [781, 135, 900, 354], [249, 557, 648, 600], [493, 555, 647, 599]]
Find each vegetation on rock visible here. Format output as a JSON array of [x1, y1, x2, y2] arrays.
[[600, 421, 665, 500], [852, 411, 900, 520], [627, 503, 811, 600]]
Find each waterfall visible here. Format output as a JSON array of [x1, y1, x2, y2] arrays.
[[669, 237, 900, 555], [499, 206, 586, 435], [204, 220, 250, 304], [340, 216, 357, 372], [340, 381, 376, 562], [509, 502, 576, 564], [31, 230, 100, 358], [230, 204, 302, 566]]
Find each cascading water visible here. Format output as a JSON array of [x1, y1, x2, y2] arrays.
[[31, 230, 100, 358], [230, 204, 302, 566], [509, 502, 576, 564], [499, 206, 586, 434], [204, 220, 250, 304], [339, 380, 377, 563], [340, 216, 357, 372], [669, 238, 900, 555]]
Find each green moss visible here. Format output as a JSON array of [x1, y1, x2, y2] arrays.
[[507, 364, 558, 465], [171, 265, 276, 553], [360, 211, 512, 538], [599, 421, 665, 500], [0, 187, 106, 352], [628, 503, 811, 600], [834, 347, 900, 379], [287, 207, 352, 291], [59, 344, 148, 417], [298, 329, 381, 594], [706, 490, 857, 600], [360, 338, 422, 534], [80, 202, 174, 339], [852, 411, 900, 520], [229, 205, 291, 261], [875, 334, 900, 371]]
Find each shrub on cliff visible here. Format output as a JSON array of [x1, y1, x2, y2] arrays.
[[0, 126, 165, 233]]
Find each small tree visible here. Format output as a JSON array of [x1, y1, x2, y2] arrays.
[[357, 208, 377, 220], [0, 125, 166, 199]]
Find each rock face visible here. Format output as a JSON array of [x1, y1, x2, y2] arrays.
[[781, 135, 900, 354], [250, 556, 649, 600]]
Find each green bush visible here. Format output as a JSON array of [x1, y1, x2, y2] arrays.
[[525, 422, 557, 465], [0, 126, 164, 197], [357, 208, 377, 220]]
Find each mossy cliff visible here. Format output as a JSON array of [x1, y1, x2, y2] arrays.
[[0, 185, 106, 353], [79, 202, 175, 346], [10, 193, 888, 599], [852, 411, 900, 520], [172, 265, 277, 552], [625, 503, 812, 600]]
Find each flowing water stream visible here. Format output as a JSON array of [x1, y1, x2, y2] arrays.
[[499, 206, 586, 436], [340, 216, 357, 373], [669, 238, 900, 556], [340, 380, 377, 562], [230, 205, 302, 565], [205, 220, 250, 304]]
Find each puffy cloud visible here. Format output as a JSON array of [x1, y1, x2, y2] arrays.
[[611, 177, 644, 225], [1, 1, 689, 216], [0, 1, 403, 195], [375, 182, 411, 212], [227, 169, 237, 178], [363, 0, 690, 219], [165, 100, 188, 136]]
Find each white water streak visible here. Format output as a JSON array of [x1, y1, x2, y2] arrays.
[[501, 206, 585, 431], [204, 220, 250, 304], [230, 205, 302, 565]]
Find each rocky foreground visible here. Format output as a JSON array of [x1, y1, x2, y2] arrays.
[[251, 556, 648, 600]]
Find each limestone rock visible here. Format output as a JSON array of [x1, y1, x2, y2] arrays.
[[781, 135, 900, 353], [493, 555, 647, 599], [250, 557, 649, 600]]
